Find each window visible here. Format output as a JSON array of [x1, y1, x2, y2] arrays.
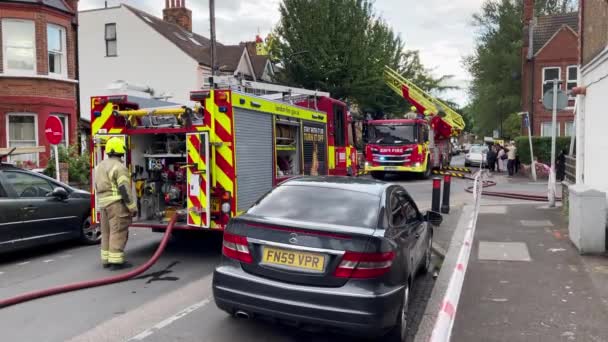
[[247, 185, 380, 228], [4, 171, 54, 198], [333, 104, 346, 147], [6, 113, 38, 165], [105, 23, 117, 57], [53, 114, 69, 147], [390, 192, 407, 227], [47, 24, 67, 77], [567, 66, 578, 96], [565, 121, 574, 136], [2, 19, 36, 74], [541, 121, 559, 137], [542, 67, 561, 97]]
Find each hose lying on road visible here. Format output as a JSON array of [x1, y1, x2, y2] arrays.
[[0, 215, 177, 309], [464, 178, 562, 202]]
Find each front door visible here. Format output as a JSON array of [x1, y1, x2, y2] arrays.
[[186, 132, 210, 228], [92, 134, 127, 225]]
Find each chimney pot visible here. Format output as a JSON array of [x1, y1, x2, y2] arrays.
[[165, 0, 169, 8], [170, 0, 175, 8]]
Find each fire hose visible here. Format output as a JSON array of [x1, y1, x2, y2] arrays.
[[0, 215, 177, 309], [464, 176, 562, 202]]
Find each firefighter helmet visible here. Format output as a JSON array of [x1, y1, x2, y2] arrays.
[[410, 106, 417, 112], [105, 137, 126, 156]]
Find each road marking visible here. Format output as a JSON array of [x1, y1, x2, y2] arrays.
[[43, 259, 54, 263], [127, 298, 212, 341], [16, 261, 30, 266], [59, 254, 72, 259]]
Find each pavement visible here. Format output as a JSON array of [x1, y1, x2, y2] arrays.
[[451, 203, 608, 342]]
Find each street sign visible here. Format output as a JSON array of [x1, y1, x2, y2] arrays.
[[493, 130, 499, 139], [45, 116, 63, 145], [542, 89, 569, 111]]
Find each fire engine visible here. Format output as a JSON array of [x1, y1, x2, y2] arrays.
[[90, 85, 356, 231], [364, 66, 466, 179]]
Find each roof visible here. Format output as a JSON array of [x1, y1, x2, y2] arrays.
[[3, 0, 74, 13], [283, 176, 388, 196], [123, 4, 220, 66], [215, 45, 245, 72], [240, 41, 271, 79], [533, 12, 579, 55]]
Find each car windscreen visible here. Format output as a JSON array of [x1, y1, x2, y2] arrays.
[[368, 124, 416, 144], [470, 146, 485, 153], [247, 185, 380, 228]]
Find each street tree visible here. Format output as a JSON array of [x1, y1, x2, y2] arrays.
[[272, 0, 450, 119]]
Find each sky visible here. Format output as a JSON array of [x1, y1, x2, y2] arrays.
[[79, 0, 485, 106]]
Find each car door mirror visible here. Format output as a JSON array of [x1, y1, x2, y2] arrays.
[[425, 211, 443, 226], [48, 187, 68, 200]]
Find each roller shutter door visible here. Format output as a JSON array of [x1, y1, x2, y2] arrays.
[[234, 108, 273, 212]]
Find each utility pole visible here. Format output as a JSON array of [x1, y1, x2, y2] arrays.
[[548, 79, 559, 207], [209, 0, 217, 78]]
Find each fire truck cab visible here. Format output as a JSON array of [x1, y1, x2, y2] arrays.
[[90, 89, 344, 231]]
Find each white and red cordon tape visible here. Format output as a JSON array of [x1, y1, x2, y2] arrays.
[[429, 171, 485, 342]]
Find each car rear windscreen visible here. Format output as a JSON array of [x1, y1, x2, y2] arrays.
[[247, 185, 380, 228]]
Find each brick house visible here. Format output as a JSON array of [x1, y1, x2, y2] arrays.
[[521, 0, 579, 137], [0, 0, 79, 168]]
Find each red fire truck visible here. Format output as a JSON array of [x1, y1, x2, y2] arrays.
[[364, 66, 465, 179], [90, 87, 355, 231]]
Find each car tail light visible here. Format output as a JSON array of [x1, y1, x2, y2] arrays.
[[334, 251, 395, 278], [222, 232, 252, 263]]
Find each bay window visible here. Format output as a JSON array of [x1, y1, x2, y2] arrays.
[[2, 19, 36, 74]]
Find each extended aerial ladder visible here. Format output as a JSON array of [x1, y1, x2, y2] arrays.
[[384, 65, 465, 138]]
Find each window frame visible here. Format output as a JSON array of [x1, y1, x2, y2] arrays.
[[540, 121, 560, 137], [541, 67, 561, 98], [5, 113, 39, 165], [52, 114, 69, 148], [2, 19, 37, 75], [564, 121, 574, 137], [566, 65, 578, 98], [47, 23, 67, 78], [105, 23, 117, 57]]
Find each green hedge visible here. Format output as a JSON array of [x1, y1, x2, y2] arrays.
[[514, 136, 571, 164]]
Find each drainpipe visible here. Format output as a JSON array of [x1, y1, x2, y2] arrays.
[[73, 8, 81, 152]]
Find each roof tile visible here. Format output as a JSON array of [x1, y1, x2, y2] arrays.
[[533, 12, 579, 54]]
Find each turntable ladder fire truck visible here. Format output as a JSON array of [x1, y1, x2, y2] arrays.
[[363, 66, 465, 179], [90, 87, 354, 232]]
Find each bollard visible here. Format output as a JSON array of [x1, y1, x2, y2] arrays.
[[432, 177, 441, 212], [441, 174, 451, 214]]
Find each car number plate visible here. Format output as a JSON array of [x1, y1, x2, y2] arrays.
[[262, 247, 325, 272], [383, 166, 398, 170], [211, 198, 220, 212]]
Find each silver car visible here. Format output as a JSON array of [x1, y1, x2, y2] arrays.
[[464, 145, 487, 167]]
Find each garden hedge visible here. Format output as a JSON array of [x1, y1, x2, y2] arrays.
[[514, 136, 572, 164]]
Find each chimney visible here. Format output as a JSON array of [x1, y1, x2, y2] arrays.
[[163, 0, 192, 31], [523, 0, 534, 23]]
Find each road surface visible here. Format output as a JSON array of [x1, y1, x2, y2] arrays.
[[0, 154, 472, 342]]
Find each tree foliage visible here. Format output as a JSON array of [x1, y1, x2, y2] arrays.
[[535, 0, 578, 15], [272, 0, 450, 119]]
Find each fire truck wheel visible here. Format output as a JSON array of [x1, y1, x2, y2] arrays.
[[371, 171, 385, 180]]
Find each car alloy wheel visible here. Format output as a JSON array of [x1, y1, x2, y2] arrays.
[[81, 216, 101, 245]]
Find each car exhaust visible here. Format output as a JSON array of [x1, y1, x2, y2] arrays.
[[234, 310, 251, 319]]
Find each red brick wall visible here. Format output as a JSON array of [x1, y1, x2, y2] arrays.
[[0, 3, 78, 168], [522, 27, 579, 136], [582, 0, 608, 66]]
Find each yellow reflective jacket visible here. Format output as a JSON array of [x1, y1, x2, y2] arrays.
[[94, 157, 136, 211]]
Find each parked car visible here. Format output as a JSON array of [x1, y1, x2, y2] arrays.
[[0, 163, 98, 253], [464, 145, 488, 167], [462, 143, 472, 153], [213, 176, 441, 341]]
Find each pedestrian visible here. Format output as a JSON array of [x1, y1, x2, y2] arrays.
[[497, 146, 506, 172], [507, 142, 517, 176], [94, 137, 137, 270], [557, 149, 566, 181], [486, 145, 497, 172]]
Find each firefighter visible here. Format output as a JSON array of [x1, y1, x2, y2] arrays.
[[94, 137, 137, 270]]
